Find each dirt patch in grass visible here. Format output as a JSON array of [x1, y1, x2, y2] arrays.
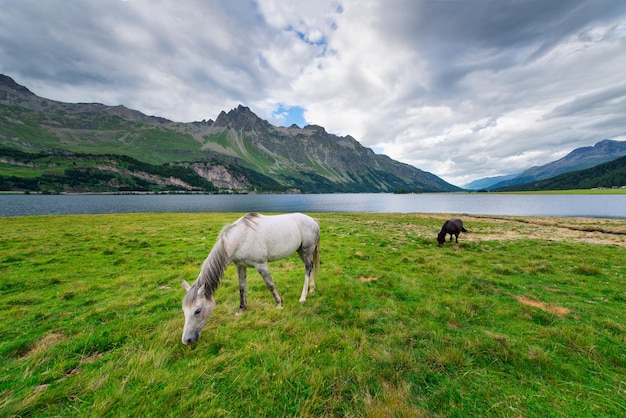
[[359, 276, 378, 282], [23, 332, 64, 358], [516, 296, 572, 317], [79, 352, 103, 365], [417, 214, 626, 246]]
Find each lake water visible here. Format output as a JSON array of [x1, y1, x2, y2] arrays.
[[1, 193, 625, 218]]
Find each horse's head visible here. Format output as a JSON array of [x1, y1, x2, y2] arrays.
[[437, 231, 446, 246], [181, 280, 216, 345], [437, 220, 449, 246]]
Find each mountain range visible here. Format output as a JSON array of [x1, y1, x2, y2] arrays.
[[465, 139, 626, 190], [493, 154, 626, 192], [0, 74, 460, 193]]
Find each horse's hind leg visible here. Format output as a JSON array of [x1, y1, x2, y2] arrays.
[[256, 263, 283, 308], [298, 246, 317, 302], [307, 258, 316, 295], [299, 256, 314, 303], [236, 265, 247, 315]]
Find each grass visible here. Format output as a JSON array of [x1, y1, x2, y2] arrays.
[[1, 213, 625, 417]]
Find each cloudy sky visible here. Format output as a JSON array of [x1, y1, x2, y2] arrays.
[[1, 0, 626, 186]]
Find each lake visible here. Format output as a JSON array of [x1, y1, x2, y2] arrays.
[[1, 193, 625, 218]]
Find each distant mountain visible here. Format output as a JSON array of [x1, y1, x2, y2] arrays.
[[494, 155, 626, 191], [464, 173, 519, 190], [0, 74, 460, 193], [471, 139, 626, 191]]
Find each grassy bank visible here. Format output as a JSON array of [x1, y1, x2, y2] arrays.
[[1, 213, 625, 416], [491, 188, 626, 194]]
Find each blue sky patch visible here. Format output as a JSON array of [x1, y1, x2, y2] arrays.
[[274, 104, 307, 128]]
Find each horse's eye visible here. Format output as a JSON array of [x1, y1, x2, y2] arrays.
[[194, 308, 202, 315]]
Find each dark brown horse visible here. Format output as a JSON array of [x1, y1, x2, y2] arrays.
[[437, 218, 467, 246]]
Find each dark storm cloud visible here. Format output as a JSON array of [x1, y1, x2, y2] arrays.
[[543, 84, 626, 119], [0, 1, 121, 83], [0, 0, 279, 110], [377, 0, 626, 94]]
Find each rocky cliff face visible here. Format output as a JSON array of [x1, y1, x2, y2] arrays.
[[183, 162, 251, 190]]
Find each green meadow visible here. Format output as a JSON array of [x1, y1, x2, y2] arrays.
[[1, 213, 625, 417]]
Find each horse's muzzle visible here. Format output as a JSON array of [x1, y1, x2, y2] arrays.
[[182, 330, 200, 345]]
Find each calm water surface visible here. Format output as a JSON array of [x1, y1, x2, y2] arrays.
[[1, 193, 625, 218]]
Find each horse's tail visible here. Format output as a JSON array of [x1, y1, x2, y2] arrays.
[[312, 231, 320, 276]]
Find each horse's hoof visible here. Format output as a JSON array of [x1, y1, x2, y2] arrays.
[[276, 304, 283, 310], [299, 297, 306, 303], [236, 308, 246, 315]]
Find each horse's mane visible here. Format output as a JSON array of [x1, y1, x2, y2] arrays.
[[241, 212, 260, 230], [184, 227, 231, 303], [437, 220, 449, 242], [184, 213, 262, 303]]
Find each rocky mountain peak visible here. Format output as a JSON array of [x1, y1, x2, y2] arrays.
[[0, 74, 42, 110], [0, 74, 33, 94], [593, 139, 621, 152], [556, 139, 625, 163], [1, 74, 36, 101], [303, 124, 327, 134], [214, 104, 271, 131]]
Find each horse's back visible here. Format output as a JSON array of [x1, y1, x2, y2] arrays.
[[229, 213, 318, 263], [448, 218, 463, 231], [291, 212, 320, 243], [251, 212, 317, 232], [260, 213, 319, 252], [264, 213, 319, 248]]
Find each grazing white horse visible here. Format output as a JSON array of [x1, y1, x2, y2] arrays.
[[181, 212, 320, 345]]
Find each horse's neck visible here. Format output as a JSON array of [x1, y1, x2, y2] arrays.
[[197, 238, 230, 297]]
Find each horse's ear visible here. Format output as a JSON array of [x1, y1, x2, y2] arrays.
[[182, 280, 191, 291], [196, 284, 206, 298]]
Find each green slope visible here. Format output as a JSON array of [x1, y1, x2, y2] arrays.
[[0, 148, 218, 193]]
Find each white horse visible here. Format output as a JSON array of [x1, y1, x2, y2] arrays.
[[181, 212, 320, 345]]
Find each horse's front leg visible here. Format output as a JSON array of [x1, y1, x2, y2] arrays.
[[236, 265, 247, 315], [256, 263, 283, 308]]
